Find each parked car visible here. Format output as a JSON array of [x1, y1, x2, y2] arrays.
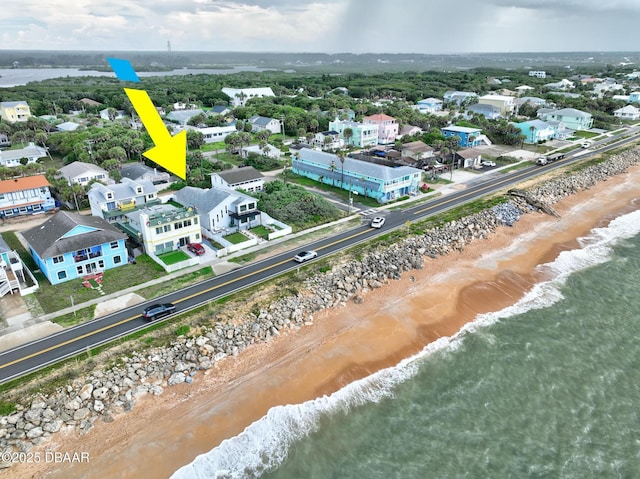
[[187, 243, 206, 256], [370, 217, 386, 228], [481, 160, 496, 167], [142, 303, 176, 321], [294, 250, 318, 263]]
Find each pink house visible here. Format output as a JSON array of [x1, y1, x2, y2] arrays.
[[363, 113, 399, 145]]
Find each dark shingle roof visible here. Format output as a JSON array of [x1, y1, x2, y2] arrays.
[[216, 167, 264, 185], [23, 211, 127, 258]]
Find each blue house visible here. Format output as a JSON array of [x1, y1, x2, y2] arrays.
[[629, 92, 640, 104], [440, 126, 483, 147], [22, 211, 128, 285], [513, 119, 556, 144], [292, 148, 421, 203]]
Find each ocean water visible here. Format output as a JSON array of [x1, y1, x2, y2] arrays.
[[173, 208, 640, 479]]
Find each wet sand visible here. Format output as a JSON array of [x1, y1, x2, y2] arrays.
[[7, 165, 640, 479]]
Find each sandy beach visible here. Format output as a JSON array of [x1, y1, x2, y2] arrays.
[[7, 164, 640, 479]]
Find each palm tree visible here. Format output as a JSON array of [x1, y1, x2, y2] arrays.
[[337, 150, 346, 187], [329, 160, 337, 187], [343, 127, 353, 147]]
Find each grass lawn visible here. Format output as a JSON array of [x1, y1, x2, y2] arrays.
[[0, 233, 168, 314], [200, 141, 226, 152], [572, 131, 600, 139], [157, 250, 190, 265], [137, 266, 214, 300], [224, 232, 249, 244], [250, 225, 271, 240], [284, 173, 381, 208]]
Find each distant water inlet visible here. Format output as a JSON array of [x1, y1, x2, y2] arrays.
[[172, 209, 640, 478]]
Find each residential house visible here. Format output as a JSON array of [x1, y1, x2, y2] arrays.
[[56, 121, 81, 132], [247, 116, 282, 135], [544, 120, 572, 140], [400, 141, 435, 165], [515, 85, 535, 95], [99, 108, 125, 121], [0, 143, 47, 168], [291, 148, 421, 203], [629, 92, 640, 104], [211, 167, 265, 193], [539, 108, 593, 131], [122, 204, 201, 255], [121, 163, 171, 185], [88, 177, 160, 223], [174, 186, 262, 235], [398, 125, 422, 139], [0, 175, 56, 219], [454, 148, 483, 169], [185, 125, 237, 143], [313, 131, 343, 150], [0, 101, 32, 123], [363, 113, 399, 144], [166, 109, 205, 126], [593, 81, 625, 98], [466, 103, 502, 120], [515, 96, 548, 108], [443, 91, 478, 106], [0, 236, 38, 297], [207, 105, 232, 117], [544, 79, 575, 90], [513, 119, 557, 144], [222, 87, 275, 107], [197, 124, 238, 143], [416, 98, 444, 114], [241, 143, 282, 159], [440, 126, 485, 147], [477, 94, 515, 115], [614, 105, 640, 121], [528, 71, 546, 78], [328, 119, 379, 148], [22, 211, 128, 285], [59, 161, 110, 186]]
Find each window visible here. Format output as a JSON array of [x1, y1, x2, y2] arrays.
[[76, 266, 83, 275], [110, 241, 119, 249], [174, 221, 183, 229], [19, 206, 27, 213], [57, 271, 67, 280], [196, 233, 200, 239], [164, 225, 171, 233], [32, 204, 41, 211], [239, 204, 247, 212], [155, 227, 162, 234], [52, 255, 64, 264], [248, 202, 256, 210], [114, 255, 122, 264], [184, 219, 192, 227], [98, 260, 105, 268], [106, 192, 114, 200], [194, 217, 198, 225], [0, 194, 4, 200]]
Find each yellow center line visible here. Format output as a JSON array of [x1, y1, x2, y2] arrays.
[[0, 229, 373, 371]]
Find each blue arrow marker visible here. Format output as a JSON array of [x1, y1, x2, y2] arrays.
[[107, 57, 140, 82]]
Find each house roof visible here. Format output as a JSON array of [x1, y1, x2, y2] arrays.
[[60, 161, 108, 179], [80, 98, 102, 106], [216, 166, 265, 185], [56, 121, 81, 131], [0, 101, 28, 108], [515, 119, 552, 130], [248, 116, 275, 126], [0, 236, 12, 254], [399, 125, 421, 135], [363, 113, 396, 122], [167, 109, 205, 123], [209, 105, 230, 114], [546, 107, 592, 118], [89, 178, 157, 202], [0, 144, 47, 162], [0, 175, 50, 195], [402, 140, 433, 153], [174, 186, 252, 214], [23, 211, 127, 259], [417, 98, 443, 104], [296, 148, 421, 182], [615, 105, 640, 114], [455, 148, 482, 159], [120, 163, 169, 181], [441, 126, 482, 134], [467, 103, 501, 114]]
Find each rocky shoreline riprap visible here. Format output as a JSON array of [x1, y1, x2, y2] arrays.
[[2, 149, 639, 463]]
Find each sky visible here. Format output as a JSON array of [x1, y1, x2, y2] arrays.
[[1, 0, 639, 53]]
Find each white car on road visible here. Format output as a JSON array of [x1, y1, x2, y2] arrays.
[[294, 250, 318, 263], [370, 217, 386, 228]]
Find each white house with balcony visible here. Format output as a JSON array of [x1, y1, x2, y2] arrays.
[[88, 177, 159, 223], [0, 175, 56, 219], [614, 105, 640, 121], [0, 236, 39, 297], [0, 143, 47, 168], [122, 204, 201, 255], [185, 124, 237, 144], [211, 167, 265, 193]]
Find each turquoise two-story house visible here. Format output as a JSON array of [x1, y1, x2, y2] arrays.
[[23, 211, 128, 285]]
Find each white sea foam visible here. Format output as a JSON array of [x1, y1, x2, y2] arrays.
[[171, 209, 640, 479]]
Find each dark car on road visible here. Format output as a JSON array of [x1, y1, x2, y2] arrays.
[[142, 303, 176, 321], [187, 243, 206, 256]]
